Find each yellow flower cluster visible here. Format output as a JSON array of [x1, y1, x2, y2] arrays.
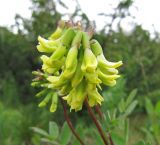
[[32, 21, 122, 112]]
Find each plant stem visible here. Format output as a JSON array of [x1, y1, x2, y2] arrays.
[[84, 99, 109, 145], [95, 105, 114, 145], [95, 105, 104, 119], [108, 134, 114, 145], [60, 98, 85, 145]]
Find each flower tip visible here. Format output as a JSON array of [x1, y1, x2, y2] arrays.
[[50, 105, 57, 113], [63, 96, 68, 100], [38, 101, 46, 107], [37, 45, 43, 52], [110, 80, 117, 87], [115, 75, 121, 79], [119, 61, 123, 66], [40, 55, 48, 61], [38, 35, 44, 40], [38, 35, 42, 42]]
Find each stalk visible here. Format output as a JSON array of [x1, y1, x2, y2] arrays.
[[95, 105, 114, 145], [95, 105, 104, 119], [60, 98, 85, 145], [84, 99, 109, 145]]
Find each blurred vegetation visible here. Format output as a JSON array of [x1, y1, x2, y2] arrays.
[[0, 0, 160, 145]]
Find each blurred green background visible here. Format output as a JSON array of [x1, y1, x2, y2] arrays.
[[0, 0, 160, 145]]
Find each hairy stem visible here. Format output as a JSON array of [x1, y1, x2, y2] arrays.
[[84, 99, 109, 145], [95, 105, 114, 145], [60, 98, 85, 145]]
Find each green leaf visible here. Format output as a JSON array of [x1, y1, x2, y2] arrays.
[[103, 113, 110, 130], [110, 108, 117, 120], [124, 100, 138, 116], [59, 122, 72, 145], [105, 111, 112, 122], [49, 121, 59, 139], [126, 89, 137, 107], [118, 98, 126, 113], [30, 127, 49, 138], [145, 98, 154, 115]]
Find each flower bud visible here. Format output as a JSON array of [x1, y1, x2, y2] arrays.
[[85, 72, 101, 84], [71, 62, 84, 87], [65, 45, 78, 70], [49, 20, 65, 40], [37, 36, 58, 53], [38, 92, 52, 107], [87, 84, 104, 107], [50, 93, 58, 112], [47, 76, 68, 88], [99, 67, 119, 75], [35, 89, 48, 98], [50, 45, 67, 61], [90, 39, 103, 56], [61, 28, 75, 47], [97, 69, 118, 87], [71, 31, 82, 47], [31, 82, 41, 87], [97, 53, 123, 68], [63, 80, 86, 111], [40, 55, 55, 73], [81, 48, 97, 73], [97, 69, 120, 80]]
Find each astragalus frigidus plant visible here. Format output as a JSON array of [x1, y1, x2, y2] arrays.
[[32, 20, 122, 145]]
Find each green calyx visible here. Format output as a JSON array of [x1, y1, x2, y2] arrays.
[[61, 28, 75, 47], [90, 39, 103, 56], [82, 32, 90, 49], [32, 20, 123, 113]]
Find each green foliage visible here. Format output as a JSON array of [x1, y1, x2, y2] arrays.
[[102, 89, 138, 145], [59, 122, 72, 145], [49, 122, 59, 139], [0, 103, 23, 145], [0, 27, 36, 104], [30, 90, 139, 145], [0, 101, 52, 145], [31, 127, 49, 138], [31, 121, 72, 145], [0, 73, 20, 105], [140, 99, 160, 145]]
